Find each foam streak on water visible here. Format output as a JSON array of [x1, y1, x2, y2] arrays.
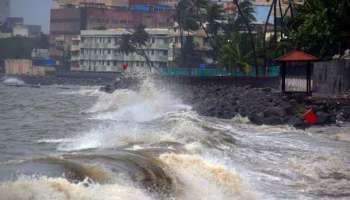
[[0, 78, 350, 200]]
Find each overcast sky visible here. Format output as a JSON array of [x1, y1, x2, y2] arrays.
[[10, 0, 52, 33]]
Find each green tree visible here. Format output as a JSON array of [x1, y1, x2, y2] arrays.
[[232, 0, 258, 75], [205, 4, 223, 37], [288, 0, 350, 58], [118, 25, 154, 71], [220, 33, 251, 74], [176, 0, 201, 65]]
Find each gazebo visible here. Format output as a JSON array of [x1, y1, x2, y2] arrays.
[[275, 50, 318, 95]]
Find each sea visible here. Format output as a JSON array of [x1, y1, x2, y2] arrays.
[[0, 77, 349, 200]]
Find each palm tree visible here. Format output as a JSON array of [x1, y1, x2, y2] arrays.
[[206, 4, 223, 37], [176, 0, 200, 66], [118, 25, 153, 71], [220, 33, 251, 74], [232, 0, 258, 76]]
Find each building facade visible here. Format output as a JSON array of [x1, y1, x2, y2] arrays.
[[77, 28, 173, 72], [26, 25, 42, 37], [0, 0, 10, 24], [13, 25, 29, 37], [53, 0, 129, 8], [5, 59, 55, 76], [49, 7, 84, 60], [49, 3, 174, 63]]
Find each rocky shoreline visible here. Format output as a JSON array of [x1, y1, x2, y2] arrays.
[[171, 82, 350, 128], [3, 73, 349, 128], [103, 76, 350, 128]]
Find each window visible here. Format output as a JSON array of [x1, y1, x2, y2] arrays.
[[162, 50, 168, 56]]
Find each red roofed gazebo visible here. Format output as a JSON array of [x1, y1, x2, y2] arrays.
[[275, 50, 318, 95]]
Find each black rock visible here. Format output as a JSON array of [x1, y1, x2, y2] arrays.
[[263, 107, 286, 118]]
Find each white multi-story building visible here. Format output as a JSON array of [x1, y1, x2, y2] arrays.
[[13, 25, 29, 37], [78, 28, 173, 72], [0, 0, 10, 24]]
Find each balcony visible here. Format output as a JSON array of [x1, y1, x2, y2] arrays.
[[70, 45, 80, 51]]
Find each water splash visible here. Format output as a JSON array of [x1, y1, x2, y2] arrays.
[[2, 77, 25, 86], [159, 153, 256, 200]]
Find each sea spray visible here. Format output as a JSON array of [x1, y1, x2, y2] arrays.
[[2, 77, 25, 86]]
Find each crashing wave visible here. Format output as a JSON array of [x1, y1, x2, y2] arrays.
[[2, 77, 25, 86]]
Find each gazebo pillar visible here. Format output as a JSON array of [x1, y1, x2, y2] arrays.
[[306, 62, 312, 95], [281, 62, 286, 93]]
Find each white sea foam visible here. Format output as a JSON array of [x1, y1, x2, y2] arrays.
[[159, 153, 257, 200], [0, 177, 152, 200], [2, 77, 25, 86]]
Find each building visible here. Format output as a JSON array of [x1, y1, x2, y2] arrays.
[[0, 32, 11, 38], [0, 0, 10, 24], [5, 59, 55, 76], [1, 17, 23, 33], [13, 25, 29, 37], [4, 17, 23, 27], [49, 7, 84, 60], [53, 0, 129, 8], [32, 49, 50, 59], [77, 28, 172, 72], [49, 3, 175, 64], [70, 36, 81, 71], [53, 0, 176, 8], [12, 25, 42, 38], [26, 25, 42, 38]]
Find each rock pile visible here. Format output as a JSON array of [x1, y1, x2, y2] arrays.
[[106, 77, 350, 128]]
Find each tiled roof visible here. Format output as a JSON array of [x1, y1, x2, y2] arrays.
[[275, 50, 318, 62]]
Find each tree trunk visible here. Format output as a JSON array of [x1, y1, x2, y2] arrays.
[[288, 0, 294, 18], [137, 49, 153, 72], [273, 0, 277, 44], [233, 0, 258, 76], [278, 0, 284, 39], [263, 1, 274, 76]]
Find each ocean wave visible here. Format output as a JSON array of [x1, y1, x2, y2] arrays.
[[159, 153, 257, 200], [0, 177, 152, 200]]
